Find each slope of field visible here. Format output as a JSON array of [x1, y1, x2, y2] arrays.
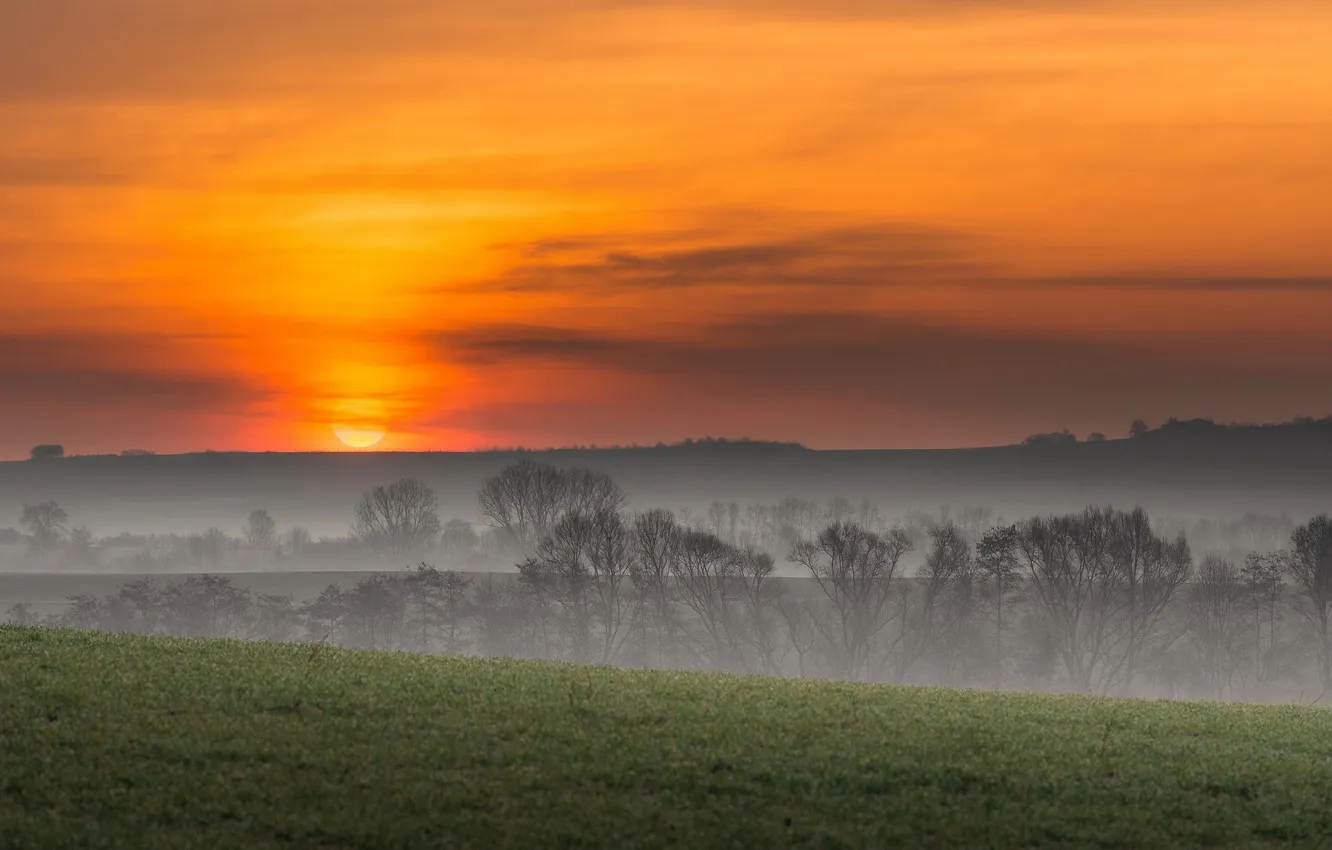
[[2, 426, 1331, 537], [3, 627, 1331, 848]]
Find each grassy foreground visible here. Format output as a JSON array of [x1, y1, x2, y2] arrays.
[[3, 629, 1332, 849]]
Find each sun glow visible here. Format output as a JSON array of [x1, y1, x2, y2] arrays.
[[328, 396, 390, 449], [332, 424, 387, 449]]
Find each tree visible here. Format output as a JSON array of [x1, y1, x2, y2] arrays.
[[478, 460, 624, 555], [4, 603, 38, 626], [895, 522, 975, 684], [789, 522, 912, 681], [1241, 551, 1284, 692], [161, 574, 252, 639], [184, 528, 232, 570], [1013, 506, 1189, 695], [406, 562, 472, 653], [518, 509, 634, 664], [20, 501, 69, 554], [251, 593, 301, 643], [1013, 508, 1122, 694], [64, 525, 99, 568], [284, 526, 312, 559], [1022, 429, 1077, 448], [1129, 419, 1150, 439], [668, 528, 748, 672], [1282, 514, 1332, 691], [353, 478, 442, 559], [1113, 507, 1192, 693], [1087, 432, 1107, 442], [977, 524, 1023, 688], [342, 572, 410, 650], [731, 546, 785, 676], [1186, 555, 1246, 699], [438, 520, 480, 566], [629, 509, 685, 667], [244, 509, 278, 551], [29, 444, 64, 461], [302, 584, 346, 643]]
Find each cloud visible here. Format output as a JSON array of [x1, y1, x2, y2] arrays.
[[468, 223, 989, 294], [431, 312, 1332, 439], [455, 221, 1332, 297], [0, 332, 270, 412], [983, 274, 1332, 292]]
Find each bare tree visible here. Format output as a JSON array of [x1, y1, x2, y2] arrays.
[[1186, 555, 1247, 699], [284, 526, 313, 561], [775, 595, 822, 677], [439, 520, 481, 566], [64, 525, 99, 568], [161, 574, 252, 639], [629, 509, 684, 668], [790, 522, 912, 681], [1014, 508, 1120, 693], [479, 460, 624, 555], [1241, 551, 1284, 692], [342, 573, 410, 650], [732, 547, 785, 675], [244, 509, 278, 551], [669, 529, 747, 671], [893, 522, 973, 683], [353, 478, 441, 559], [301, 584, 345, 643], [1014, 507, 1189, 694], [20, 501, 68, 555], [1113, 507, 1192, 693], [1283, 514, 1332, 691], [977, 524, 1023, 689], [184, 528, 232, 571], [519, 509, 634, 664]]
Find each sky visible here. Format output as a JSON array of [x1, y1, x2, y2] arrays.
[[3, 0, 1332, 457]]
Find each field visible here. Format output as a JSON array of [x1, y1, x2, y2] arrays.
[[5, 628, 1332, 848]]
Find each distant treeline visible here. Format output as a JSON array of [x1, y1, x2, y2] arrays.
[[8, 459, 1332, 704], [14, 414, 1332, 462]]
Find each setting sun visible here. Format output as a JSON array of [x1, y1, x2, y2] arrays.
[[332, 425, 387, 449]]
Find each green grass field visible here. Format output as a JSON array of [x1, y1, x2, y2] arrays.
[[4, 627, 1332, 849]]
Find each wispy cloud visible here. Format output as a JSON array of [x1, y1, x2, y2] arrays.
[[0, 332, 269, 411], [429, 311, 1332, 442], [464, 224, 989, 294]]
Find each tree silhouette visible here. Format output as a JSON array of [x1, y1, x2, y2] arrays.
[[977, 523, 1022, 689], [1283, 514, 1332, 691], [29, 444, 64, 461], [20, 501, 69, 555], [478, 460, 624, 555], [244, 509, 278, 551], [353, 478, 442, 559], [790, 521, 912, 681]]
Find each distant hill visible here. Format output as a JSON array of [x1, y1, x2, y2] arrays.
[[1, 422, 1329, 536]]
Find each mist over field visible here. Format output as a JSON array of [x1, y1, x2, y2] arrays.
[[4, 418, 1331, 707]]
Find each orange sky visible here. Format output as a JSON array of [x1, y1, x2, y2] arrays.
[[3, 0, 1332, 457]]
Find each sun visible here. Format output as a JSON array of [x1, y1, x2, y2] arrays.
[[333, 424, 387, 449]]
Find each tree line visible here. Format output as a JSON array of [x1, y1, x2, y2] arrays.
[[6, 460, 1331, 702]]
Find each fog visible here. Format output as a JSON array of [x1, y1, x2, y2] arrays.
[[4, 420, 1332, 706]]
